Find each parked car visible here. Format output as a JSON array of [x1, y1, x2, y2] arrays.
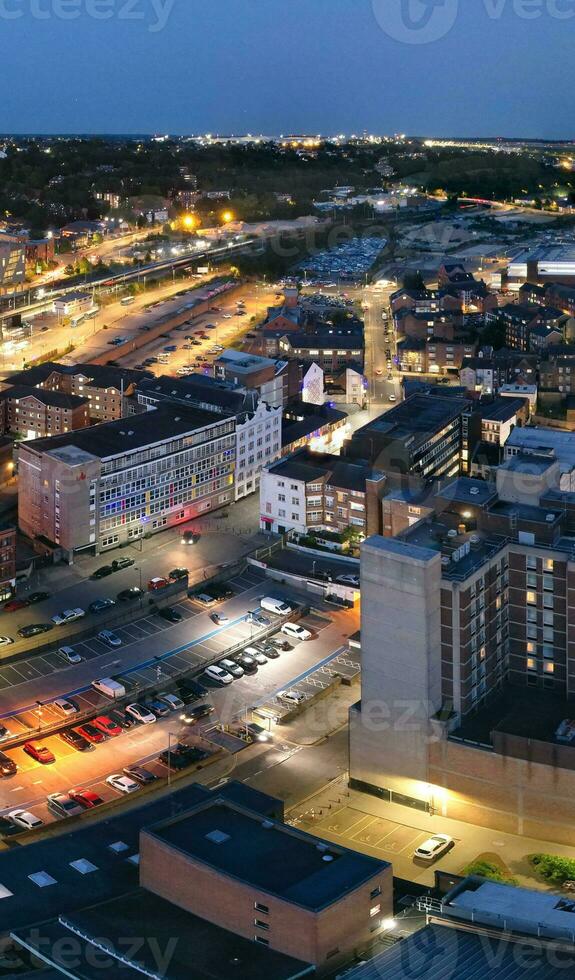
[[109, 709, 137, 730], [75, 723, 106, 745], [51, 608, 85, 626], [277, 689, 306, 706], [249, 611, 271, 627], [92, 565, 114, 580], [97, 630, 122, 648], [89, 598, 116, 614], [59, 728, 91, 752], [210, 612, 229, 626], [144, 698, 170, 718], [180, 702, 214, 725], [92, 715, 122, 737], [269, 636, 293, 652], [68, 787, 104, 809], [123, 765, 157, 785], [148, 577, 169, 591], [106, 773, 140, 795], [218, 658, 244, 679], [413, 834, 454, 862], [3, 598, 28, 612], [156, 692, 184, 711], [23, 741, 55, 764], [117, 587, 144, 602], [193, 593, 216, 607], [125, 703, 157, 725], [281, 623, 312, 642], [233, 652, 258, 674], [243, 646, 268, 666], [204, 664, 233, 685], [18, 623, 54, 638], [0, 815, 21, 836], [58, 645, 82, 664], [252, 641, 280, 660], [168, 568, 189, 581], [47, 792, 84, 818], [52, 698, 79, 718], [0, 724, 12, 741], [0, 636, 14, 647], [8, 809, 43, 831], [176, 678, 208, 704], [0, 751, 17, 776], [336, 574, 360, 587], [158, 607, 182, 623], [112, 557, 135, 571]]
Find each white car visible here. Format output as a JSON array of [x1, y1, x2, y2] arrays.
[[52, 698, 79, 717], [125, 703, 157, 725], [0, 636, 14, 647], [58, 646, 82, 664], [336, 574, 360, 587], [204, 664, 234, 685], [97, 630, 122, 648], [281, 623, 312, 642], [277, 689, 306, 706], [8, 809, 43, 830], [157, 692, 184, 711], [210, 612, 229, 626], [106, 773, 140, 795], [52, 608, 86, 626], [413, 834, 454, 862], [195, 593, 216, 607]]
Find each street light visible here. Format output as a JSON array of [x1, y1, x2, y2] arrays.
[[221, 210, 234, 225]]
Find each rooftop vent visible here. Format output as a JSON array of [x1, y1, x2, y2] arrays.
[[322, 854, 335, 863], [447, 529, 458, 539], [205, 830, 230, 845], [470, 487, 480, 496]]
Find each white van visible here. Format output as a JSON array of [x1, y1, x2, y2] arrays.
[[91, 678, 126, 700], [260, 597, 292, 616]]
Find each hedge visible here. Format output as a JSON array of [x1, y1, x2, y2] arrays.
[[463, 859, 518, 886], [530, 853, 575, 886]]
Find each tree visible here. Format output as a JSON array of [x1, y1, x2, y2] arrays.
[[402, 270, 426, 291], [481, 317, 507, 351]]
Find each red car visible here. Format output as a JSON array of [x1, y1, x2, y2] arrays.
[[4, 599, 29, 612], [75, 724, 106, 745], [68, 787, 104, 809], [92, 716, 122, 738], [23, 741, 55, 764]]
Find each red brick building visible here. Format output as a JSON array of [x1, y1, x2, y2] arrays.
[[140, 796, 392, 973]]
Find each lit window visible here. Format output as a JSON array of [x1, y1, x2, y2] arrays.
[[527, 658, 537, 672], [544, 559, 554, 572], [544, 662, 554, 674], [370, 904, 381, 917], [526, 591, 536, 605]]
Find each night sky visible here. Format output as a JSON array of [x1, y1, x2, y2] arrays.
[[1, 0, 573, 137]]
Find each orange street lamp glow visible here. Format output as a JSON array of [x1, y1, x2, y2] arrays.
[[221, 210, 234, 224], [182, 214, 198, 229]]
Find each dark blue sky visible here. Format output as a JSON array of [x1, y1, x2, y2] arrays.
[[1, 0, 572, 137]]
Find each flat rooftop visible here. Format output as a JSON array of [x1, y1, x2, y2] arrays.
[[0, 781, 280, 934], [350, 393, 469, 451], [26, 404, 230, 461], [146, 798, 388, 911], [14, 890, 312, 980], [452, 685, 575, 747]]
